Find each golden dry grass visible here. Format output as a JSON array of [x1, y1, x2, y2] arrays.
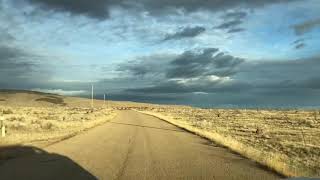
[[136, 107, 320, 177], [0, 106, 116, 147], [0, 91, 116, 147], [1, 90, 320, 177]]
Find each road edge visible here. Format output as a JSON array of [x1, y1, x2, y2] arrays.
[[134, 110, 299, 178]]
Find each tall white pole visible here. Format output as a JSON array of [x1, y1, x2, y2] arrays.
[[0, 117, 5, 138], [91, 84, 94, 109], [106, 93, 108, 109]]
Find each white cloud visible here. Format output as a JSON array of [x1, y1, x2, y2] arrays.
[[31, 88, 87, 96], [49, 79, 98, 83], [171, 77, 201, 85], [193, 92, 209, 95], [207, 75, 232, 82]]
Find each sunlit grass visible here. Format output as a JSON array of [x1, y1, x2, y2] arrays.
[[0, 105, 116, 147], [138, 107, 320, 177]]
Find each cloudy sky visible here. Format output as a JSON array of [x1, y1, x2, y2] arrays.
[[1, 0, 320, 108]]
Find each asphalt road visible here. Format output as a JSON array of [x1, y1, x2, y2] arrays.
[[0, 110, 282, 180]]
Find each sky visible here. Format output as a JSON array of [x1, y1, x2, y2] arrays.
[[1, 0, 320, 108]]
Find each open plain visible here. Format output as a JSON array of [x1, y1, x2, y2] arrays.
[[0, 90, 319, 179], [135, 106, 320, 177]]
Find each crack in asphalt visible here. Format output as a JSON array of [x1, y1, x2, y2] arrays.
[[114, 125, 138, 180]]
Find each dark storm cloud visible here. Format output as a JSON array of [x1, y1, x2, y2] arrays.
[[293, 18, 320, 36], [117, 52, 320, 102], [295, 43, 305, 49], [0, 45, 36, 73], [299, 77, 320, 89], [25, 0, 296, 19], [214, 12, 246, 33], [137, 0, 296, 15], [117, 48, 244, 81], [0, 26, 39, 86], [215, 11, 247, 34], [0, 45, 28, 64], [222, 11, 247, 20], [0, 32, 15, 42], [227, 28, 245, 33], [114, 47, 245, 95], [237, 56, 320, 91], [126, 79, 250, 94], [27, 0, 119, 19], [261, 77, 320, 90], [118, 61, 151, 77], [215, 19, 243, 30], [0, 45, 40, 90], [117, 54, 174, 78], [167, 48, 244, 78], [293, 38, 304, 44], [105, 92, 182, 103], [292, 38, 307, 49], [98, 52, 320, 107], [164, 26, 206, 41]]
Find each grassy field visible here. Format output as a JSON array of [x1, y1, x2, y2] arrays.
[[0, 90, 116, 147], [136, 106, 320, 177], [0, 106, 115, 147], [1, 90, 320, 177]]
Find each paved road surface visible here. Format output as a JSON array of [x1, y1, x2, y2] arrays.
[[1, 110, 282, 180]]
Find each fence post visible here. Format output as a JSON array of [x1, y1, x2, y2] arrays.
[[0, 117, 5, 137]]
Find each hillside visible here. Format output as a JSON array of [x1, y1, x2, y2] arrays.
[[0, 89, 155, 108], [0, 90, 118, 147]]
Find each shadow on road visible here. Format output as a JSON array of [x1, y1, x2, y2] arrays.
[[0, 145, 97, 180], [108, 121, 184, 132]]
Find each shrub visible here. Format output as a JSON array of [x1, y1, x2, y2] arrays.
[[7, 116, 25, 122], [9, 122, 27, 130], [41, 122, 54, 130], [301, 119, 314, 128], [3, 109, 13, 114], [31, 119, 41, 124]]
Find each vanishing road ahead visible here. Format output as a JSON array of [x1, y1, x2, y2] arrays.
[[1, 110, 282, 180]]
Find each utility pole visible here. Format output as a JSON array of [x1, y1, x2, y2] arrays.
[[106, 93, 108, 108], [0, 117, 5, 138], [91, 84, 94, 109]]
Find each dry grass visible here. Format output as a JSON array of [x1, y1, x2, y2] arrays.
[[1, 90, 319, 177], [0, 90, 154, 148], [136, 107, 320, 177], [0, 106, 116, 147]]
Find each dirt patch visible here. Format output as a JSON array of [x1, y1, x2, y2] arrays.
[[35, 96, 66, 106]]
